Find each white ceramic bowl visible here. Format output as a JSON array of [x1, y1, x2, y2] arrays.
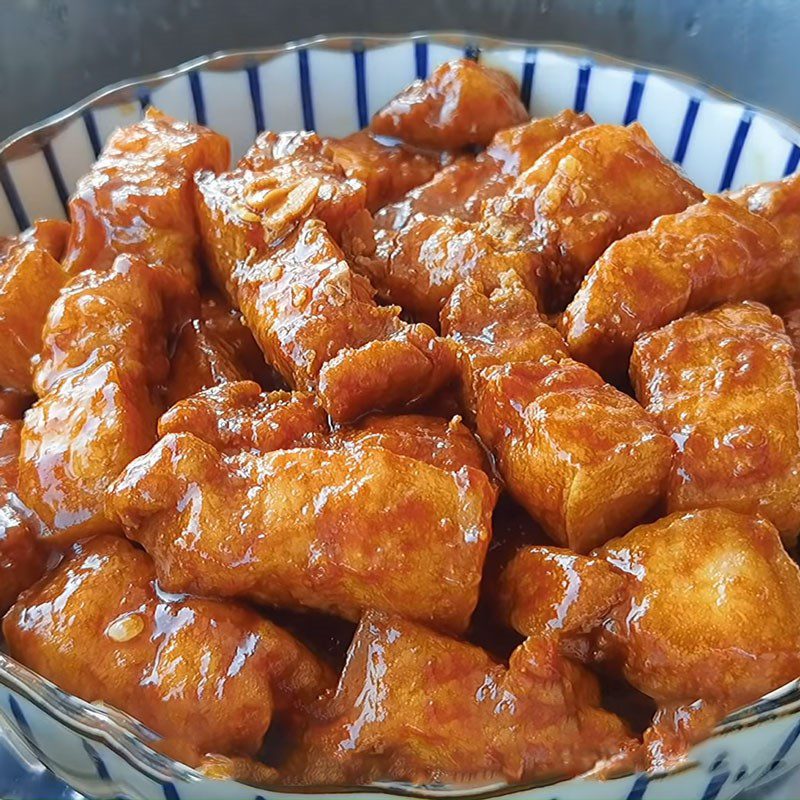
[[1, 31, 800, 800]]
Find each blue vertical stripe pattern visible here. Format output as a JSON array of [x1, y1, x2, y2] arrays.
[[353, 49, 368, 129], [8, 696, 34, 740], [768, 718, 800, 771], [623, 70, 647, 124], [82, 741, 111, 781], [162, 781, 181, 800], [0, 160, 29, 231], [785, 143, 800, 176], [701, 770, 730, 800], [137, 87, 151, 111], [297, 49, 315, 131], [574, 62, 591, 113], [625, 773, 649, 800], [246, 65, 266, 133], [414, 41, 428, 79], [673, 97, 701, 164], [718, 110, 753, 191], [42, 142, 70, 215], [188, 71, 206, 125], [82, 109, 102, 157], [520, 49, 536, 110]]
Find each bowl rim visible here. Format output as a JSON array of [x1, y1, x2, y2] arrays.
[[2, 27, 800, 799], [2, 29, 799, 161]]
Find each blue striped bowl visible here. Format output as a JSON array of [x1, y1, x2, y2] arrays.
[[2, 31, 800, 800]]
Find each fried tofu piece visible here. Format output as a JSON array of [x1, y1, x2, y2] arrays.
[[729, 171, 800, 300], [159, 381, 327, 455], [19, 362, 159, 543], [477, 358, 673, 552], [3, 535, 333, 766], [18, 255, 183, 544], [195, 155, 366, 300], [284, 611, 634, 786], [779, 300, 800, 379], [107, 433, 495, 633], [33, 254, 192, 395], [630, 301, 800, 544], [0, 490, 47, 615], [325, 130, 439, 211], [160, 382, 488, 475], [63, 108, 229, 280], [0, 416, 21, 489], [489, 123, 703, 308], [496, 546, 627, 642], [233, 219, 456, 422], [370, 59, 528, 150], [238, 132, 368, 240], [374, 157, 498, 230], [0, 415, 46, 615], [484, 109, 594, 175], [596, 508, 800, 767], [0, 220, 70, 392], [441, 271, 568, 413], [563, 196, 788, 381], [373, 110, 593, 230], [353, 214, 545, 327], [327, 413, 491, 475], [165, 294, 273, 406]]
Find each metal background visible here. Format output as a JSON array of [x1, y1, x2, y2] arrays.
[[1, 0, 800, 141], [1, 1, 799, 797]]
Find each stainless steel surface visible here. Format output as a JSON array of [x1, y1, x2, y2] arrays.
[[0, 0, 799, 141]]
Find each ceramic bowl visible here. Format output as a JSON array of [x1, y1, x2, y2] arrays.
[[1, 30, 800, 800]]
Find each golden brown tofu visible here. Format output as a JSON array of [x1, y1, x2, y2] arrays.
[[195, 163, 367, 302], [476, 358, 673, 552], [284, 611, 634, 786], [19, 362, 158, 543], [489, 123, 703, 308], [596, 508, 800, 767], [233, 218, 456, 422], [374, 156, 498, 230], [370, 59, 528, 150], [159, 381, 328, 455], [441, 271, 569, 413], [0, 490, 47, 615], [327, 412, 491, 476], [779, 300, 800, 379], [0, 412, 47, 614], [373, 110, 593, 230], [630, 301, 800, 544], [496, 546, 627, 641], [563, 196, 788, 381], [3, 535, 333, 766], [195, 130, 364, 297], [729, 171, 800, 300], [165, 294, 273, 406], [0, 415, 21, 488], [353, 214, 545, 327], [325, 130, 439, 211], [33, 254, 192, 396], [0, 220, 70, 392], [63, 108, 230, 280], [18, 255, 183, 544], [107, 433, 495, 633], [484, 109, 594, 175]]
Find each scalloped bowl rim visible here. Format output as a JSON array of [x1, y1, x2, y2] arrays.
[[1, 29, 800, 800]]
